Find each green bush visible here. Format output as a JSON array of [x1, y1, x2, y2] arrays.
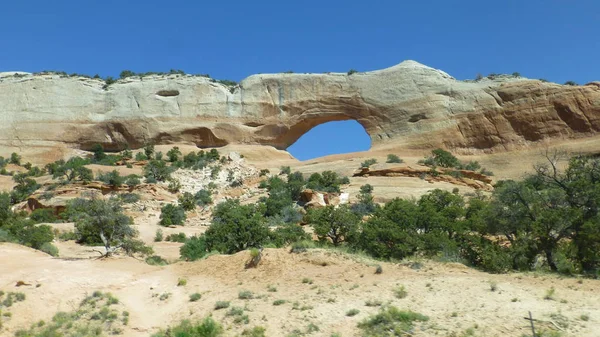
[[180, 236, 208, 261], [361, 158, 377, 168], [214, 301, 230, 310], [358, 306, 429, 336], [165, 232, 187, 243], [204, 199, 270, 254], [146, 255, 169, 266], [151, 317, 223, 337], [189, 293, 202, 302], [306, 205, 359, 246], [178, 192, 197, 211], [194, 189, 213, 206], [144, 160, 172, 182], [154, 229, 164, 242], [29, 208, 58, 223], [159, 204, 186, 226], [120, 193, 140, 204], [40, 242, 59, 257], [386, 154, 403, 164]]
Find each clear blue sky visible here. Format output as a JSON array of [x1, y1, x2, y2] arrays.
[[1, 1, 598, 160]]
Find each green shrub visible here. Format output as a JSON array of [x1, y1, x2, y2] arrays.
[[241, 326, 266, 337], [159, 204, 186, 226], [394, 286, 407, 299], [306, 205, 359, 246], [280, 166, 291, 175], [347, 69, 358, 75], [358, 306, 429, 336], [144, 160, 172, 182], [273, 299, 286, 306], [386, 154, 403, 164], [165, 232, 187, 243], [177, 278, 187, 286], [214, 301, 230, 310], [40, 242, 59, 257], [346, 309, 360, 317], [151, 317, 223, 337], [179, 236, 208, 261], [146, 255, 169, 266], [30, 208, 58, 223], [178, 192, 197, 211], [361, 158, 377, 168], [194, 189, 213, 206], [238, 290, 254, 299], [120, 193, 140, 204], [204, 199, 270, 254], [154, 229, 164, 242], [189, 293, 202, 302]]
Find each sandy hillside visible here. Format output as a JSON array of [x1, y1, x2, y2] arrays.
[[1, 244, 599, 337]]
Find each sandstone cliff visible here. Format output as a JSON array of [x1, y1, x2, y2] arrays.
[[1, 61, 599, 161]]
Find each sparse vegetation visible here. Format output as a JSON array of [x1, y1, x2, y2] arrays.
[[346, 309, 360, 317], [361, 158, 377, 168], [214, 301, 230, 310], [189, 293, 202, 302], [358, 306, 429, 337], [386, 154, 403, 163], [152, 317, 223, 337], [393, 286, 408, 299]]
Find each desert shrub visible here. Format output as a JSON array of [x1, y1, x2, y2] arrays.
[[165, 232, 187, 243], [564, 81, 577, 86], [40, 242, 59, 257], [11, 173, 41, 203], [194, 189, 213, 206], [119, 193, 140, 204], [271, 223, 311, 247], [146, 255, 169, 266], [241, 326, 266, 337], [259, 169, 270, 177], [464, 161, 481, 171], [151, 317, 223, 337], [178, 192, 196, 211], [352, 184, 377, 216], [361, 158, 377, 168], [347, 69, 358, 75], [135, 152, 148, 161], [9, 152, 21, 165], [346, 309, 360, 316], [65, 197, 136, 255], [386, 154, 403, 163], [154, 229, 164, 242], [428, 148, 461, 168], [238, 290, 254, 300], [121, 239, 154, 257], [144, 160, 172, 182], [204, 199, 270, 254], [357, 306, 429, 337], [124, 174, 142, 187], [159, 204, 186, 226], [167, 178, 181, 193], [279, 166, 291, 175], [189, 293, 202, 302], [29, 208, 58, 223], [179, 236, 208, 261], [306, 205, 359, 246], [214, 301, 230, 310], [305, 171, 349, 193], [290, 240, 315, 253]]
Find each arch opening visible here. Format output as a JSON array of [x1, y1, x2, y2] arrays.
[[286, 120, 371, 161]]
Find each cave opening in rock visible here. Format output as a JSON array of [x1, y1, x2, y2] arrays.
[[287, 120, 371, 161]]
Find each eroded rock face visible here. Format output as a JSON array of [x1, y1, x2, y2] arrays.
[[1, 61, 599, 162]]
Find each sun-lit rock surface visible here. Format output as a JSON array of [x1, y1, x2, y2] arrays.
[[1, 61, 599, 162]]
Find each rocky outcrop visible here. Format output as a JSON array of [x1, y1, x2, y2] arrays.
[[353, 166, 493, 190], [1, 61, 599, 162]]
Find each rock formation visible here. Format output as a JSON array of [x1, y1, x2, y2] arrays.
[[1, 61, 599, 162]]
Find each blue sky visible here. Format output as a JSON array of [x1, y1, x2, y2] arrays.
[[2, 1, 598, 160]]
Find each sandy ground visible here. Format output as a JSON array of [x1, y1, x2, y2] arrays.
[[1, 244, 599, 337]]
